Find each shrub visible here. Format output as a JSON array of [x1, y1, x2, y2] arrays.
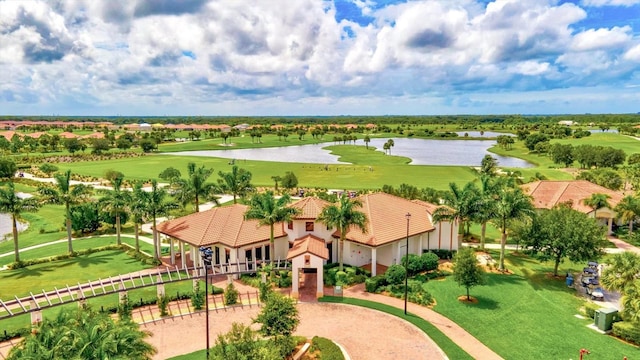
[[191, 281, 205, 311], [158, 294, 169, 317], [224, 282, 239, 305], [612, 321, 640, 345], [335, 271, 348, 286], [38, 163, 58, 175], [276, 271, 292, 288], [310, 336, 344, 360], [421, 252, 440, 271], [117, 293, 133, 320], [259, 281, 272, 303], [582, 302, 601, 319], [365, 275, 387, 293], [385, 264, 407, 285], [428, 249, 456, 260], [402, 254, 422, 276], [212, 285, 224, 295]]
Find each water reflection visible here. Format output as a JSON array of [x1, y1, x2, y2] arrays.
[[167, 137, 533, 168]]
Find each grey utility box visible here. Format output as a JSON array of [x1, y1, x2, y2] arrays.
[[594, 308, 619, 331]]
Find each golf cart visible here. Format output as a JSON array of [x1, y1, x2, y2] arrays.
[[587, 286, 605, 301]]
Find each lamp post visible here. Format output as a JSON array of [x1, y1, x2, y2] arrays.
[[199, 247, 213, 360], [404, 212, 411, 315]]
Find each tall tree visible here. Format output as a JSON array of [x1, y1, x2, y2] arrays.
[[0, 182, 41, 262], [601, 252, 640, 322], [491, 186, 535, 271], [174, 162, 217, 212], [614, 195, 640, 234], [453, 247, 485, 301], [99, 175, 130, 245], [39, 170, 92, 253], [318, 194, 368, 271], [130, 181, 147, 253], [244, 191, 299, 269], [364, 135, 371, 149], [473, 176, 501, 250], [433, 182, 479, 237], [143, 180, 178, 260], [218, 165, 253, 204], [524, 204, 605, 276]]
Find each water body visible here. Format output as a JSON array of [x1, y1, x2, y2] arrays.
[[168, 137, 533, 168], [0, 213, 26, 239], [454, 131, 514, 137]]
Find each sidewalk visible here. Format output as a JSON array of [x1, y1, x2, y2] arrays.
[[343, 284, 504, 360]]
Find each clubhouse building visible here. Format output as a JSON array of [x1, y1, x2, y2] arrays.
[[156, 192, 459, 297]]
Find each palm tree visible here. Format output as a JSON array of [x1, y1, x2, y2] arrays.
[[473, 176, 501, 250], [218, 165, 253, 204], [601, 252, 640, 321], [364, 135, 371, 149], [244, 191, 299, 271], [0, 182, 41, 262], [99, 175, 130, 245], [584, 193, 611, 221], [175, 162, 217, 212], [318, 194, 368, 271], [39, 170, 92, 253], [614, 195, 640, 234], [130, 181, 147, 253], [433, 182, 479, 238], [491, 186, 535, 271], [7, 307, 156, 360], [144, 180, 178, 260]]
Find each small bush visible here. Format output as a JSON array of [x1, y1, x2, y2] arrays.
[[117, 293, 133, 320], [158, 294, 170, 317], [191, 281, 205, 311], [259, 281, 272, 303], [310, 336, 344, 360], [612, 321, 640, 345], [385, 264, 407, 285], [335, 271, 348, 286], [582, 302, 601, 319], [421, 252, 440, 272], [365, 275, 387, 293], [427, 249, 456, 260], [224, 282, 239, 305], [212, 285, 224, 295]]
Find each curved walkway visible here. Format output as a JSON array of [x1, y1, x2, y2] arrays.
[[344, 284, 503, 360]]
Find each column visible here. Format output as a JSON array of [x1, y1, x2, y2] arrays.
[[170, 237, 175, 265], [291, 263, 299, 299], [180, 241, 186, 268], [30, 301, 42, 325], [316, 265, 324, 298], [608, 218, 613, 235], [371, 248, 377, 277]]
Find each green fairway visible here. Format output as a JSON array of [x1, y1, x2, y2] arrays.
[[423, 251, 636, 360], [0, 249, 151, 300], [0, 204, 68, 256], [53, 153, 481, 191]]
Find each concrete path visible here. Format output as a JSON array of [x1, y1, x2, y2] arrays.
[[344, 284, 503, 360]]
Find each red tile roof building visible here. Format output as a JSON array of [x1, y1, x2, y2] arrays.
[[156, 193, 458, 277]]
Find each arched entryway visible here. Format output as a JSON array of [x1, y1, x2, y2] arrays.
[[287, 235, 329, 300]]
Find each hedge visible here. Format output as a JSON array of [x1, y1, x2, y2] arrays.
[[612, 321, 640, 345], [310, 336, 345, 360]]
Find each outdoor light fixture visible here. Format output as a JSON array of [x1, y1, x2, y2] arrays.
[[404, 212, 411, 315], [199, 246, 213, 360]]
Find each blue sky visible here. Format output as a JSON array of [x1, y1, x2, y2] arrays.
[[0, 0, 639, 116]]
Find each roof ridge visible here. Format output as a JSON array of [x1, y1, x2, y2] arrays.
[[201, 207, 221, 246], [548, 181, 570, 207]]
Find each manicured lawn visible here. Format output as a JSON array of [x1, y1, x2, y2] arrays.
[[0, 204, 68, 255], [423, 251, 637, 360], [0, 236, 118, 266], [0, 249, 152, 300], [53, 153, 481, 191]]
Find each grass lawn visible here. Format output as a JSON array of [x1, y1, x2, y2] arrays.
[[0, 249, 152, 300], [0, 204, 68, 255], [423, 251, 637, 360], [53, 153, 481, 191]]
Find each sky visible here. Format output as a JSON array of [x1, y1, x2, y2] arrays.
[[0, 0, 639, 117]]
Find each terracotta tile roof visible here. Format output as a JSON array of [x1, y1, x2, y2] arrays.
[[343, 193, 435, 247], [81, 132, 105, 139], [0, 131, 19, 140], [289, 197, 332, 219], [287, 234, 329, 260], [411, 199, 443, 215], [522, 180, 624, 213], [156, 204, 286, 248], [58, 131, 79, 139], [25, 132, 45, 139]]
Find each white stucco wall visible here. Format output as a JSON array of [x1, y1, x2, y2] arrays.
[[343, 242, 372, 267]]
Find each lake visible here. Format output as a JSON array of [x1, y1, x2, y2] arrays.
[[167, 137, 533, 168]]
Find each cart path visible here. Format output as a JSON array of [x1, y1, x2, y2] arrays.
[[344, 284, 504, 360]]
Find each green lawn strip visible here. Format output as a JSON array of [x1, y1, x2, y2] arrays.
[[0, 204, 67, 255], [323, 145, 412, 165], [168, 349, 208, 360], [319, 296, 473, 360], [0, 236, 121, 266], [0, 249, 151, 300], [423, 251, 636, 360]]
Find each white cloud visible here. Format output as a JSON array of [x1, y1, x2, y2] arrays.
[[581, 0, 640, 7], [571, 26, 632, 51], [624, 44, 640, 61]]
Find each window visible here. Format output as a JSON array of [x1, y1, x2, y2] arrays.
[[305, 222, 314, 231], [288, 221, 293, 230], [304, 255, 310, 266], [265, 245, 270, 261]]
